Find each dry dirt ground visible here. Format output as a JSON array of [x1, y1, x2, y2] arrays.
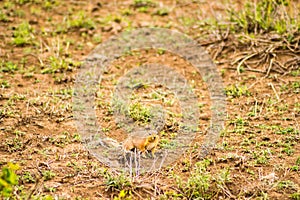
[[0, 0, 299, 199]]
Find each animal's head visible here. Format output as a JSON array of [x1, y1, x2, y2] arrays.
[[148, 134, 159, 142]]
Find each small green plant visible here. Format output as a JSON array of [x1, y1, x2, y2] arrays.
[[290, 192, 300, 199], [0, 80, 10, 88], [5, 137, 24, 152], [228, 0, 299, 34], [159, 138, 177, 149], [13, 130, 26, 137], [0, 61, 18, 73], [41, 56, 81, 74], [294, 103, 300, 114], [0, 163, 20, 198], [291, 81, 300, 93], [275, 127, 299, 135], [92, 33, 102, 43], [153, 8, 169, 16], [12, 21, 35, 46], [21, 171, 35, 183], [282, 145, 295, 156], [179, 16, 196, 27], [42, 0, 59, 10], [104, 172, 132, 192], [42, 170, 55, 181], [230, 117, 247, 126], [175, 160, 212, 199], [67, 11, 96, 30], [113, 189, 132, 200], [296, 157, 300, 165], [14, 0, 33, 5], [0, 10, 9, 22], [98, 14, 124, 26], [290, 69, 300, 77], [229, 117, 248, 134], [49, 131, 79, 147], [252, 149, 271, 165], [66, 161, 86, 173], [290, 165, 299, 171], [156, 48, 166, 55], [132, 0, 156, 8], [13, 9, 25, 18], [277, 180, 297, 190], [3, 1, 14, 9], [216, 167, 232, 184], [225, 84, 251, 98], [121, 8, 133, 16], [128, 102, 152, 123]]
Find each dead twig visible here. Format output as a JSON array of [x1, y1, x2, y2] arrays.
[[265, 58, 274, 77], [132, 189, 145, 199], [235, 53, 258, 75], [26, 176, 42, 200], [268, 83, 280, 101], [23, 53, 44, 66]]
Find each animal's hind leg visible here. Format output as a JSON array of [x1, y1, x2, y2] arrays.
[[140, 146, 147, 158], [151, 148, 156, 158]]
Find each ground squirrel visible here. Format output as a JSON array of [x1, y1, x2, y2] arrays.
[[123, 133, 160, 158]]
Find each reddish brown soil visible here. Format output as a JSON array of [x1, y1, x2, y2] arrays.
[[0, 0, 299, 199]]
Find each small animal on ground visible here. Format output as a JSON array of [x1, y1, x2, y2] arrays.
[[123, 132, 160, 158]]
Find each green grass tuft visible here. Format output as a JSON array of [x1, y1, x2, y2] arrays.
[[0, 163, 20, 198], [228, 0, 300, 34], [11, 21, 35, 46]]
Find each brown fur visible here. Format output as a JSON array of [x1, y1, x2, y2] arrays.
[[123, 134, 160, 158]]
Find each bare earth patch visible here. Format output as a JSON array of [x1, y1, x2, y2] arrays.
[[0, 0, 299, 199]]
